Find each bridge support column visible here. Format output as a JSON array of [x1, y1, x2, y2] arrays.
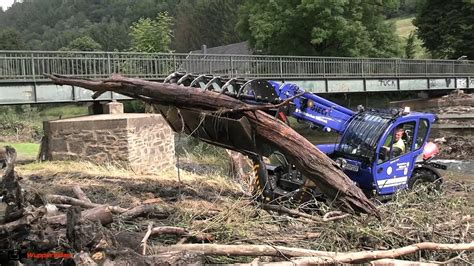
[[87, 101, 124, 115], [103, 101, 124, 114], [43, 114, 175, 174], [88, 102, 104, 115]]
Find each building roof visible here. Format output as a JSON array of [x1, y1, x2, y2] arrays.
[[190, 41, 252, 55]]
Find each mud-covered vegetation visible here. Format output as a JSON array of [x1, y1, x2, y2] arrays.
[[3, 139, 472, 264], [0, 104, 88, 143]]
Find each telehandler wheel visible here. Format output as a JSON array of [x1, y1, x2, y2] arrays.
[[408, 168, 442, 191], [250, 155, 323, 206]]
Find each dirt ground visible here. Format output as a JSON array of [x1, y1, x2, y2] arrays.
[[6, 155, 472, 264]]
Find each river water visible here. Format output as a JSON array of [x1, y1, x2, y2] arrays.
[[432, 160, 474, 177]]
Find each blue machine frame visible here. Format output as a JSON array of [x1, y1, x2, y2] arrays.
[[269, 81, 440, 196]]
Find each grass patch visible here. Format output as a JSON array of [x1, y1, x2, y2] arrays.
[[18, 159, 243, 209], [0, 142, 39, 158], [39, 104, 88, 120], [0, 104, 88, 142], [389, 16, 429, 59], [392, 16, 416, 38]]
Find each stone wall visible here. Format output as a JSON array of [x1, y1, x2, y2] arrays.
[[44, 114, 175, 174]]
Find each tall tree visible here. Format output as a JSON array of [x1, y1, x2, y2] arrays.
[[414, 0, 474, 59], [0, 0, 175, 51], [404, 32, 416, 59], [89, 18, 131, 51], [60, 36, 102, 51], [129, 12, 173, 53], [384, 0, 425, 18], [237, 0, 402, 57], [173, 0, 244, 52], [0, 28, 26, 50]]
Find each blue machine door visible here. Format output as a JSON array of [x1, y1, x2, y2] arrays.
[[374, 121, 417, 195]]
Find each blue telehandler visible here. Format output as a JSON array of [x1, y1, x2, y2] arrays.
[[157, 72, 446, 203]]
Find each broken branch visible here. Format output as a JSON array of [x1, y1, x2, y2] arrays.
[[141, 222, 153, 255], [46, 194, 127, 214], [261, 204, 324, 222], [47, 206, 113, 225], [119, 204, 168, 221], [72, 185, 92, 204], [156, 242, 474, 263]]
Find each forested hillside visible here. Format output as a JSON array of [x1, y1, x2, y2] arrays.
[[0, 0, 471, 59], [0, 0, 244, 52]]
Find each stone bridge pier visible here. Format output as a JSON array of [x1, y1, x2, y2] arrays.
[[43, 102, 175, 174]]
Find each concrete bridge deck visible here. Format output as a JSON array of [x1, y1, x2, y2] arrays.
[[0, 51, 473, 104]]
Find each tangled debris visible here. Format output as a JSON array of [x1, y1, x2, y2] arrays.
[[438, 136, 474, 160], [0, 150, 472, 264]]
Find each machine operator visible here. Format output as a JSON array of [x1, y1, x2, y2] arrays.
[[380, 127, 405, 161]]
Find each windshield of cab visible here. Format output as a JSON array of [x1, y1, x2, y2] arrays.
[[336, 112, 391, 162]]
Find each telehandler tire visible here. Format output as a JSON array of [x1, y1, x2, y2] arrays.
[[408, 168, 442, 191]]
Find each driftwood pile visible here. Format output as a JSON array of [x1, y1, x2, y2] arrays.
[[0, 151, 211, 264], [1, 147, 473, 264]]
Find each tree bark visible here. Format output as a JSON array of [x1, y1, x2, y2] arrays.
[[119, 204, 168, 221], [72, 185, 92, 204], [45, 74, 378, 217], [47, 205, 113, 225], [289, 242, 474, 264], [46, 194, 127, 214], [156, 242, 474, 263], [0, 146, 23, 223], [226, 149, 252, 181]]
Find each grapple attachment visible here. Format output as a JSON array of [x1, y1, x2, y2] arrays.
[[154, 105, 259, 156], [158, 73, 316, 205]]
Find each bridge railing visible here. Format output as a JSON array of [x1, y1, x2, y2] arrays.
[[0, 51, 472, 82]]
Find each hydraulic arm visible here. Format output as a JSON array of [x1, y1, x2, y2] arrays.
[[275, 82, 355, 134]]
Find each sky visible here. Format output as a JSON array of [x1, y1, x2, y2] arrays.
[[0, 0, 14, 11]]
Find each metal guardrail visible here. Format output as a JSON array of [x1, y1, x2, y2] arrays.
[[0, 50, 473, 82]]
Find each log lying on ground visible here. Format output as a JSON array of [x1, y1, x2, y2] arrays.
[[156, 242, 474, 264], [46, 74, 378, 217], [46, 194, 128, 214], [116, 226, 215, 252], [99, 249, 204, 265], [72, 185, 92, 204], [47, 206, 113, 225], [119, 204, 169, 220], [47, 194, 169, 219], [0, 207, 41, 234]]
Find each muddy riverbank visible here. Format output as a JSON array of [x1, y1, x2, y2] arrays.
[[436, 136, 474, 161]]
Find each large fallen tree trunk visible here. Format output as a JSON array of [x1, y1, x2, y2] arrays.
[[46, 74, 378, 217]]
